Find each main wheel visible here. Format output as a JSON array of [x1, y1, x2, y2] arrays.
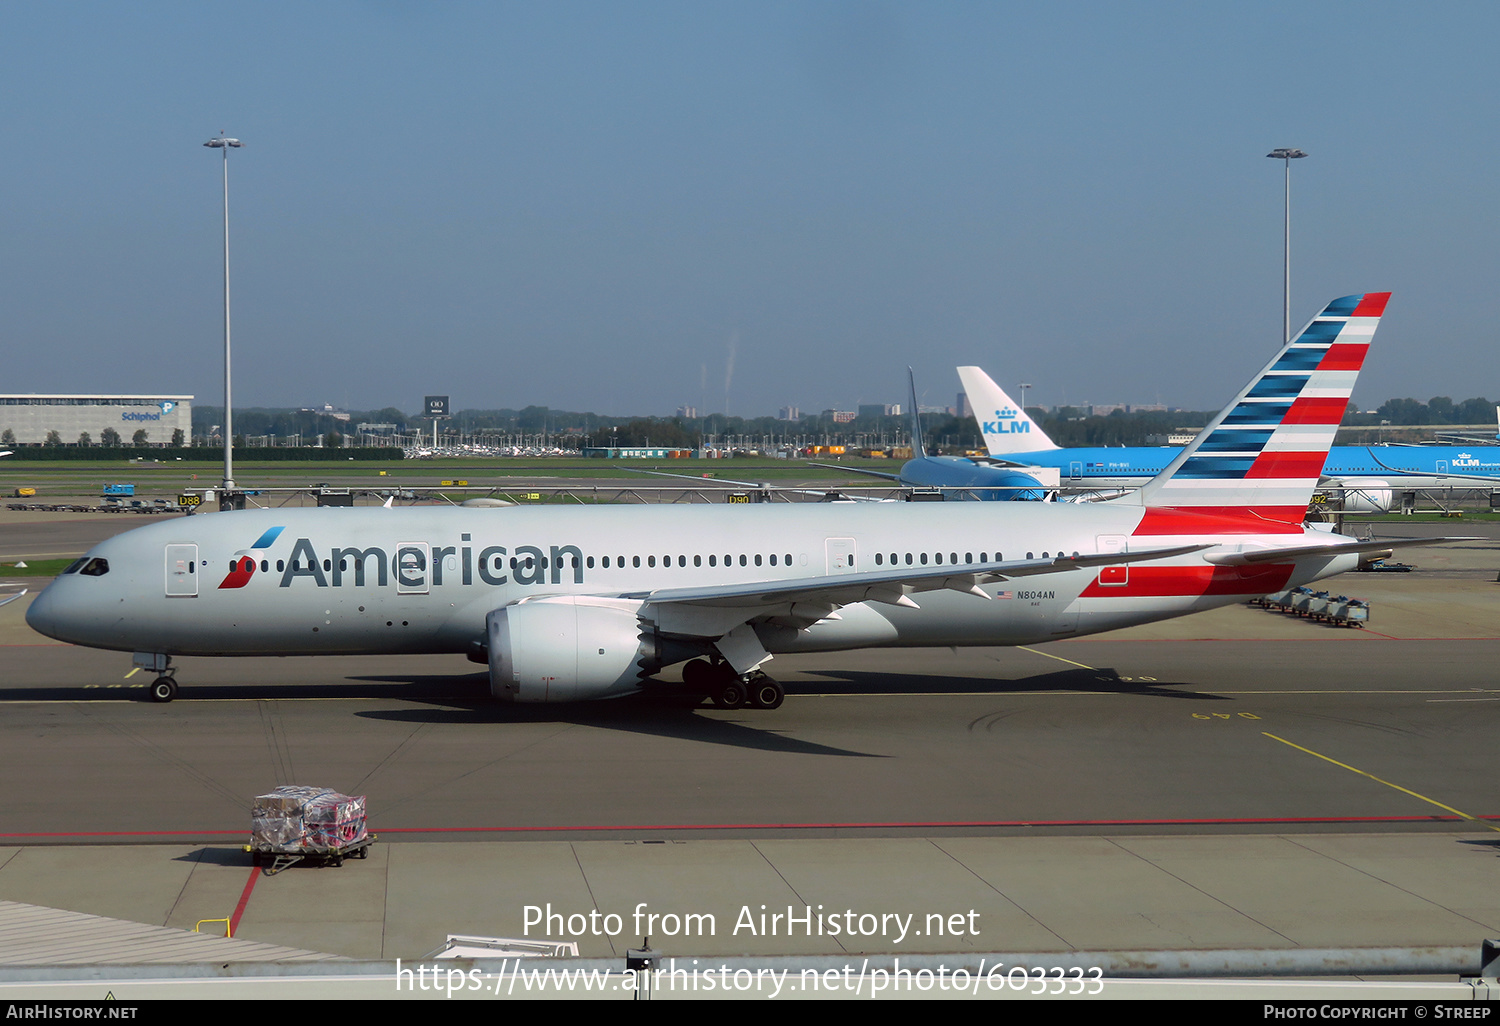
[[750, 677, 784, 710], [150, 677, 178, 703], [681, 659, 713, 689], [711, 680, 746, 709]]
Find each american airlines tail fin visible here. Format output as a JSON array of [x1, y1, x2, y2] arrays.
[[906, 367, 927, 460], [1132, 293, 1390, 526], [956, 366, 1059, 456]]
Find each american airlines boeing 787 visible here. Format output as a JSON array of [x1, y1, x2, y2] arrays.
[[28, 293, 1420, 709]]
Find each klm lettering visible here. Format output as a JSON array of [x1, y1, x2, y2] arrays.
[[981, 408, 1029, 435]]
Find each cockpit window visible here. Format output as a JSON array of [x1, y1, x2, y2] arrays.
[[61, 558, 89, 575], [78, 558, 110, 577]]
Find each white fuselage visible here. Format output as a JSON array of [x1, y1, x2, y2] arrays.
[[27, 503, 1356, 663]]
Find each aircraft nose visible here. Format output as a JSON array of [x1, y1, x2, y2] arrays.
[[24, 581, 62, 640]]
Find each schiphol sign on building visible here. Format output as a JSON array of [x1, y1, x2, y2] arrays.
[[0, 394, 193, 444], [121, 400, 179, 423]]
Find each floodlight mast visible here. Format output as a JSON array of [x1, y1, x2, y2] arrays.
[[1266, 148, 1307, 345], [204, 133, 244, 496]]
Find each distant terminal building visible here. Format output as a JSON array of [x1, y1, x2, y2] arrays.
[[858, 404, 902, 419], [778, 406, 800, 421], [0, 394, 193, 445]]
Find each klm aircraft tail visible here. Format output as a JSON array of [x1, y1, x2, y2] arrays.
[[906, 368, 927, 460], [1132, 293, 1390, 527], [957, 366, 1059, 456]]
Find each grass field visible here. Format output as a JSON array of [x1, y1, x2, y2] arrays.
[[0, 559, 74, 578], [0, 455, 893, 505]]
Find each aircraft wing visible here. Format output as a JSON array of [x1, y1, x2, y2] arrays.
[[619, 542, 1210, 661], [805, 461, 901, 482], [619, 465, 889, 500], [1356, 450, 1500, 486], [1205, 536, 1474, 566], [627, 542, 1212, 610], [0, 585, 28, 609]]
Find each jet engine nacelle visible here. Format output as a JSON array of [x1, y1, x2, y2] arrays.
[[1330, 478, 1395, 514], [487, 597, 652, 702]]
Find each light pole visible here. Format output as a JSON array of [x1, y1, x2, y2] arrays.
[[1266, 148, 1307, 344], [1019, 383, 1033, 414], [204, 132, 244, 496]]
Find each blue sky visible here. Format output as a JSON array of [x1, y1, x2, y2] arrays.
[[2, 2, 1495, 418]]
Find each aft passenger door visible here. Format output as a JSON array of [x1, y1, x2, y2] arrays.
[[1095, 535, 1128, 586]]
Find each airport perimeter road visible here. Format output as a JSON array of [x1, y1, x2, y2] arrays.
[[0, 509, 169, 562]]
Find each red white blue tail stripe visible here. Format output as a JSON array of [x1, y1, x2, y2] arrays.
[[1133, 293, 1389, 530]]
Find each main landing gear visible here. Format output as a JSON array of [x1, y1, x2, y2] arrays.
[[680, 659, 784, 710]]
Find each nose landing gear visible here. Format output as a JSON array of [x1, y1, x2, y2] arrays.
[[132, 653, 178, 703]]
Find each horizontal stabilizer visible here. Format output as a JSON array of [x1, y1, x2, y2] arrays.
[[1204, 536, 1473, 566]]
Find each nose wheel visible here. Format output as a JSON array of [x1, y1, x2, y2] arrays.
[[133, 653, 179, 703]]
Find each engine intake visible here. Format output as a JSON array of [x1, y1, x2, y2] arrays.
[[1331, 478, 1394, 514], [487, 597, 652, 702]]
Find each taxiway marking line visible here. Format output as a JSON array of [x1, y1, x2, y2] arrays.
[[1017, 646, 1097, 670], [5, 814, 1500, 840], [229, 865, 260, 936], [1262, 732, 1500, 834]]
